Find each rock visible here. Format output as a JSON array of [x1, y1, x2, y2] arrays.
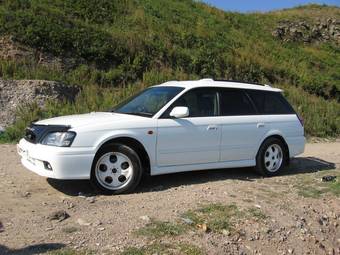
[[0, 221, 4, 232], [181, 217, 194, 225], [77, 218, 91, 226], [288, 248, 294, 254], [321, 176, 336, 182], [86, 197, 95, 203], [222, 229, 231, 236], [0, 126, 4, 134], [93, 220, 102, 227], [272, 18, 340, 44], [139, 215, 151, 222], [197, 223, 210, 233], [22, 191, 31, 198], [48, 210, 70, 222], [0, 79, 79, 128]]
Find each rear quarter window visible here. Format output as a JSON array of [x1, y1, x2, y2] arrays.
[[246, 90, 295, 115]]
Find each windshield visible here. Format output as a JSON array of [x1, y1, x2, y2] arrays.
[[113, 86, 184, 117]]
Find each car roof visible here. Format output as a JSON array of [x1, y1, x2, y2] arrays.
[[154, 78, 282, 92]]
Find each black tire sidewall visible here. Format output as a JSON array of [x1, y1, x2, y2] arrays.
[[90, 143, 142, 194], [256, 138, 287, 176]]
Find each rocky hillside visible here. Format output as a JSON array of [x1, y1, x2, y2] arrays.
[[0, 1, 339, 140], [0, 79, 79, 128]]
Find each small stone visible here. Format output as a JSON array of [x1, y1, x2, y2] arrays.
[[86, 197, 95, 203], [98, 227, 105, 231], [78, 192, 88, 198], [139, 215, 151, 222], [181, 217, 194, 225], [77, 218, 91, 226], [222, 229, 231, 236], [48, 210, 70, 222], [288, 248, 294, 254], [93, 220, 102, 227], [22, 192, 31, 198], [197, 223, 210, 233]]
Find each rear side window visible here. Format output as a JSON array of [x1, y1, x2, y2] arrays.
[[219, 89, 256, 116], [247, 90, 295, 114]]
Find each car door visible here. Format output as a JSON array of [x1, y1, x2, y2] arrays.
[[156, 87, 221, 167], [218, 88, 269, 161]]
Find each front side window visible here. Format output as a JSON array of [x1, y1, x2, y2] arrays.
[[114, 86, 184, 117], [219, 89, 256, 116], [162, 88, 218, 118]]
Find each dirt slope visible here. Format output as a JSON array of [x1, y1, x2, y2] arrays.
[[0, 142, 339, 255]]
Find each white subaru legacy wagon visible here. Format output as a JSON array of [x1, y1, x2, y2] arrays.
[[17, 79, 305, 194]]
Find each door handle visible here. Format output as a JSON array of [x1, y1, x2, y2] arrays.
[[257, 123, 265, 128], [207, 125, 218, 131]]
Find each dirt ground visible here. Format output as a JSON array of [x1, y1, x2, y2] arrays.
[[0, 142, 339, 255]]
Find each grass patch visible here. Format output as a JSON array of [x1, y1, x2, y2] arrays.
[[329, 181, 340, 196], [298, 186, 325, 198], [182, 203, 242, 233], [120, 243, 203, 255], [247, 208, 268, 220], [136, 220, 187, 238], [295, 173, 340, 198]]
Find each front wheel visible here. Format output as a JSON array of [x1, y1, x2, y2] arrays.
[[90, 143, 142, 194], [255, 137, 288, 176]]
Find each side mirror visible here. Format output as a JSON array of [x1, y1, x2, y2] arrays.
[[169, 106, 189, 118]]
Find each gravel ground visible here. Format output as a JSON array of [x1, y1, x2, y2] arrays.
[[0, 142, 339, 255]]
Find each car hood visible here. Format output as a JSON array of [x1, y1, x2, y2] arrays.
[[35, 112, 146, 128]]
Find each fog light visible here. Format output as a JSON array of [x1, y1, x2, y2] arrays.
[[43, 161, 53, 171]]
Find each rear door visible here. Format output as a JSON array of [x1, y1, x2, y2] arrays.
[[218, 88, 268, 161]]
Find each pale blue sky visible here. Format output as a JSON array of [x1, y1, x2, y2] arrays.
[[202, 0, 340, 12]]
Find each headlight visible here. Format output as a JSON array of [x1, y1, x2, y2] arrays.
[[41, 131, 76, 147]]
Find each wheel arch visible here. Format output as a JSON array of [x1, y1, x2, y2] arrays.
[[95, 136, 151, 175], [257, 133, 290, 165]]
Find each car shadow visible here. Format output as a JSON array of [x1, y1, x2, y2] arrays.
[[0, 243, 65, 255], [46, 157, 336, 196]]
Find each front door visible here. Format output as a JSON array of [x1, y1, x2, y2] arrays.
[[156, 88, 220, 167]]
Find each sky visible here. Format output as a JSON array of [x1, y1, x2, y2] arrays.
[[202, 0, 340, 12]]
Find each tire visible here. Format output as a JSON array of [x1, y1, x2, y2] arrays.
[[255, 137, 288, 176], [90, 143, 143, 194]]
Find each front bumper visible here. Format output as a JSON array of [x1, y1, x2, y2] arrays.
[[17, 138, 95, 179]]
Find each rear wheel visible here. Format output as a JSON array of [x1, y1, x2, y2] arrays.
[[91, 143, 142, 194], [255, 137, 287, 176]]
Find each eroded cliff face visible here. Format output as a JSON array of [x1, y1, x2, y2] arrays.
[[0, 79, 79, 128], [272, 18, 340, 44]]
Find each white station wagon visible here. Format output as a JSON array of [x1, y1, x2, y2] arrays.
[[17, 79, 305, 194]]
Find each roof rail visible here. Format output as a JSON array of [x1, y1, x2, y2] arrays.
[[199, 78, 214, 82], [213, 79, 266, 86]]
